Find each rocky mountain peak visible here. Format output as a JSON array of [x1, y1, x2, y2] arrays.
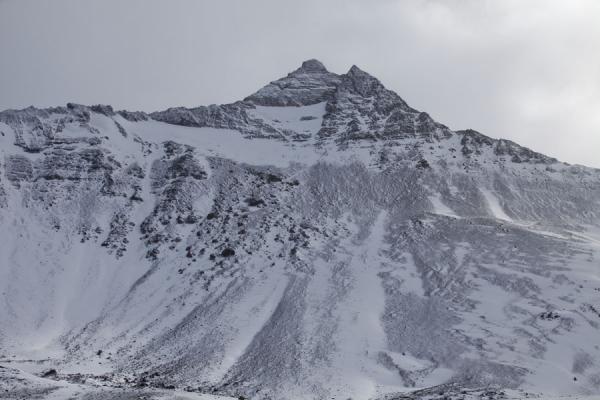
[[347, 64, 366, 75], [342, 64, 386, 98], [295, 58, 329, 74], [243, 59, 341, 107]]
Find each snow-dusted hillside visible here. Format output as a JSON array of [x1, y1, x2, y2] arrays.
[[1, 60, 599, 400]]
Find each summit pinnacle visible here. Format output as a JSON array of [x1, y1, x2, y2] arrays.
[[297, 58, 328, 73]]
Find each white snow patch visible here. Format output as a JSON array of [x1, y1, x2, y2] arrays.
[[326, 211, 407, 399], [429, 194, 459, 218], [247, 102, 326, 137], [481, 189, 513, 221], [117, 117, 325, 168]]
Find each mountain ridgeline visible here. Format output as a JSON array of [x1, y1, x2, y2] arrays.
[[0, 60, 599, 400]]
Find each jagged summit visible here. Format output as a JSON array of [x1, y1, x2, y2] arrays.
[[244, 59, 341, 107], [246, 60, 394, 106], [347, 64, 362, 74], [343, 64, 384, 97], [295, 58, 328, 74]]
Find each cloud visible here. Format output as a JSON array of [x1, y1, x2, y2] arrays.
[[0, 0, 598, 167]]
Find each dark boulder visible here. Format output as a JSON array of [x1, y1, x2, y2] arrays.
[[221, 248, 235, 257]]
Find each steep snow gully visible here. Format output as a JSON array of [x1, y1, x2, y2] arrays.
[[1, 59, 599, 400]]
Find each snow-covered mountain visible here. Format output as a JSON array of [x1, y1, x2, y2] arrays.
[[1, 59, 599, 400]]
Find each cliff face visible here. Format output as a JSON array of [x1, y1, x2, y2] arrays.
[[1, 60, 599, 400]]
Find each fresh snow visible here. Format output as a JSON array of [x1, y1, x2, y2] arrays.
[[247, 102, 327, 137], [1, 60, 599, 399]]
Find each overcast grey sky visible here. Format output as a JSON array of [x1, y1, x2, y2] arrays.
[[1, 0, 599, 167]]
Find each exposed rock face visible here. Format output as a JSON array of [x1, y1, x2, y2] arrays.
[[0, 60, 599, 400], [244, 58, 342, 106], [150, 61, 452, 143], [457, 129, 556, 163], [319, 65, 450, 142], [0, 104, 93, 152], [5, 155, 33, 187]]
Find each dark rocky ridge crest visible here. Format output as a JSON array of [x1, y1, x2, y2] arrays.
[[344, 64, 391, 98], [457, 129, 556, 164], [295, 58, 329, 73], [242, 58, 342, 107], [150, 60, 506, 150], [0, 59, 579, 166]]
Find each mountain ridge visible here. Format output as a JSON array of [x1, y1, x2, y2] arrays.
[[0, 59, 599, 400], [0, 60, 575, 169]]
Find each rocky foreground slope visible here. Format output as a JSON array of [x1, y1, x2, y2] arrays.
[[0, 60, 599, 400]]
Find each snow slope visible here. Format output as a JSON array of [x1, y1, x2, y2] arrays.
[[0, 60, 599, 400]]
